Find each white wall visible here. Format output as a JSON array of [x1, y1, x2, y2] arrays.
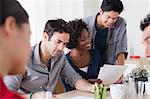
[[121, 0, 150, 57], [18, 0, 85, 46], [18, 0, 150, 56]]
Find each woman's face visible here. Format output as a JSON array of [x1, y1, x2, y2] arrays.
[[77, 29, 91, 50]]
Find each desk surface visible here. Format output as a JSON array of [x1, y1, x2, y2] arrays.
[[57, 90, 150, 99]]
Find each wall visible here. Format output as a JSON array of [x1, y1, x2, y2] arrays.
[[18, 0, 150, 56], [18, 0, 85, 46]]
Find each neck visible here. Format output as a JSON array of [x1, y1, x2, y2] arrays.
[[40, 42, 52, 66], [0, 67, 7, 77], [71, 48, 89, 57], [96, 15, 105, 28], [0, 53, 9, 77]]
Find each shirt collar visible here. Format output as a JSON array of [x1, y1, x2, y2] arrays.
[[32, 42, 64, 67], [33, 42, 45, 66]]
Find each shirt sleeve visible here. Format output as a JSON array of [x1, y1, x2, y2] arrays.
[[4, 74, 23, 92], [60, 58, 82, 88], [115, 18, 128, 59]]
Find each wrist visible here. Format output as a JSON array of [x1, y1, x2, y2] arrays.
[[28, 92, 33, 99], [90, 84, 95, 93]]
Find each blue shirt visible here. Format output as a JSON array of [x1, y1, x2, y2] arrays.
[[61, 49, 102, 91], [95, 26, 108, 64]]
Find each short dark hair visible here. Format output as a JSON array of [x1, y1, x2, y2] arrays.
[[0, 0, 29, 26], [66, 19, 88, 49], [140, 13, 150, 31], [101, 0, 124, 13], [43, 19, 69, 39]]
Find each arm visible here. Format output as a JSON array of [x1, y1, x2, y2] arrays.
[[115, 18, 128, 65], [4, 75, 23, 91], [75, 78, 95, 93], [4, 75, 30, 98], [61, 57, 95, 93], [21, 92, 58, 99], [116, 52, 125, 65]]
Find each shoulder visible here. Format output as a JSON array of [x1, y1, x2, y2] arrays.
[[83, 15, 96, 25], [116, 17, 126, 26]]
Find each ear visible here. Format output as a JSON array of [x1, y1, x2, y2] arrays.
[[4, 16, 17, 37], [99, 9, 104, 15], [43, 32, 49, 41]]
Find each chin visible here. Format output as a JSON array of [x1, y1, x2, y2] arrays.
[[9, 64, 26, 75], [8, 69, 26, 75]]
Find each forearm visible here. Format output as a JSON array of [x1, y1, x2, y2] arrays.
[[75, 78, 95, 93], [116, 53, 125, 65], [20, 92, 48, 99]]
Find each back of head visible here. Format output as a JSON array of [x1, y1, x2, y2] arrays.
[[140, 13, 150, 31], [43, 19, 68, 39], [101, 0, 124, 13], [0, 0, 29, 26], [66, 19, 88, 49]]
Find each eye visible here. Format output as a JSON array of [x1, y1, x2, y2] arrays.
[[63, 43, 67, 46], [80, 39, 85, 42], [112, 17, 118, 20], [56, 40, 61, 44], [105, 15, 110, 19]]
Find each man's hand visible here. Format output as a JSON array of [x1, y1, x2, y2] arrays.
[[31, 91, 45, 99], [88, 79, 102, 84], [31, 91, 57, 99], [115, 75, 123, 84], [116, 53, 125, 65]]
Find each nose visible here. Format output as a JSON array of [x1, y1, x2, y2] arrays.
[[145, 46, 150, 57], [86, 38, 90, 44], [108, 18, 114, 24], [58, 43, 64, 51]]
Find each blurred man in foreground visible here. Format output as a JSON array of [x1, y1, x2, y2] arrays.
[[140, 13, 150, 57], [0, 0, 31, 98]]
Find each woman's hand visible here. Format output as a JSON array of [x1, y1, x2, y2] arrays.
[[88, 79, 102, 84]]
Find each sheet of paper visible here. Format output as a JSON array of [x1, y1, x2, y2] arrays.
[[70, 96, 93, 99], [98, 64, 127, 85], [123, 64, 137, 76]]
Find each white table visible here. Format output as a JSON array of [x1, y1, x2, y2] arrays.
[[57, 90, 150, 99]]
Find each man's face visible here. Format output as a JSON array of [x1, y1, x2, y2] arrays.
[[46, 32, 70, 57], [9, 23, 31, 74], [100, 10, 119, 28], [142, 25, 150, 57]]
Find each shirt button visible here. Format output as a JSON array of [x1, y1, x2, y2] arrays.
[[45, 68, 47, 70], [40, 86, 42, 88]]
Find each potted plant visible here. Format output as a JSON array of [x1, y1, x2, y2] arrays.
[[130, 68, 149, 82], [130, 68, 149, 93]]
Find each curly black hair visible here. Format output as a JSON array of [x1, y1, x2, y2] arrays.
[[66, 19, 88, 49], [140, 13, 150, 31]]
